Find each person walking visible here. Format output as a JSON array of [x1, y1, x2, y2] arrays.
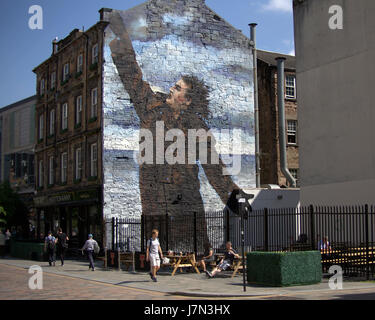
[[44, 231, 57, 266], [146, 229, 164, 282], [81, 234, 100, 271], [56, 228, 69, 266], [0, 230, 5, 257], [4, 229, 11, 255]]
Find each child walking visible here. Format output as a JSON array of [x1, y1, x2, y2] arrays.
[[146, 229, 164, 282]]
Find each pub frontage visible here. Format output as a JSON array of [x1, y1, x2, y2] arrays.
[[33, 186, 103, 249]]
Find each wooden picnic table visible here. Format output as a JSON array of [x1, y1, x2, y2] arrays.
[[164, 253, 200, 276]]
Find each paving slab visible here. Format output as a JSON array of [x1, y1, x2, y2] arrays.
[[1, 257, 375, 298]]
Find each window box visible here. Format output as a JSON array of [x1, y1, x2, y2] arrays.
[[38, 138, 43, 143], [59, 182, 67, 186], [73, 178, 81, 184], [47, 184, 54, 189], [49, 87, 55, 92], [47, 134, 54, 139], [89, 62, 98, 71], [39, 94, 44, 99], [74, 123, 81, 129], [88, 176, 97, 182], [75, 71, 83, 79], [37, 186, 43, 191], [60, 128, 68, 134], [88, 116, 97, 123]]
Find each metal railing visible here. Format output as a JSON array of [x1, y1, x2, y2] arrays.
[[107, 205, 375, 279]]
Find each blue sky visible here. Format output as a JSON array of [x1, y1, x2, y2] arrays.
[[0, 0, 294, 107]]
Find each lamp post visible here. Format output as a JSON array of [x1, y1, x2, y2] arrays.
[[236, 190, 254, 292]]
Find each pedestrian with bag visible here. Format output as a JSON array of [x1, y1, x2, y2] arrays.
[[146, 229, 164, 282], [56, 228, 69, 266], [44, 231, 57, 266], [81, 234, 100, 271]]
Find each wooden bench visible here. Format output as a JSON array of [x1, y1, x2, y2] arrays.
[[119, 252, 134, 270], [213, 254, 244, 278], [164, 253, 200, 276]]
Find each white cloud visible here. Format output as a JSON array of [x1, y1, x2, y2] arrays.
[[262, 0, 293, 13]]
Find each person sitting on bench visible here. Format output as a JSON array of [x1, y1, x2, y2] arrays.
[[197, 241, 214, 274], [207, 241, 239, 278]]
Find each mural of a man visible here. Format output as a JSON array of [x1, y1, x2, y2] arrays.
[[109, 12, 239, 249]]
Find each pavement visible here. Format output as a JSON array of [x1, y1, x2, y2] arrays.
[[1, 257, 375, 300]]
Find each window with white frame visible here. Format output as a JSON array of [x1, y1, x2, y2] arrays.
[[91, 88, 98, 118], [50, 72, 56, 90], [38, 114, 44, 140], [75, 147, 82, 180], [287, 120, 297, 145], [77, 54, 83, 73], [40, 79, 45, 95], [63, 63, 70, 81], [49, 156, 54, 185], [38, 160, 43, 187], [49, 109, 55, 135], [289, 168, 299, 187], [285, 75, 296, 99], [61, 152, 67, 183], [61, 103, 68, 130], [92, 44, 98, 64], [90, 143, 98, 177], [76, 95, 82, 125]]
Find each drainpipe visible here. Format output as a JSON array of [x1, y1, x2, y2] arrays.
[[249, 23, 260, 188], [275, 57, 296, 188]]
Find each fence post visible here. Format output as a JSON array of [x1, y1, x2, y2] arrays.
[[194, 212, 197, 255], [116, 217, 119, 250], [264, 208, 269, 251], [111, 217, 115, 251], [226, 210, 230, 243], [365, 204, 370, 280], [141, 215, 145, 253], [165, 213, 169, 252], [309, 205, 315, 251]]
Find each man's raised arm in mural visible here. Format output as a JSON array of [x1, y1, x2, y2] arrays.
[[182, 76, 240, 207], [108, 11, 163, 115]]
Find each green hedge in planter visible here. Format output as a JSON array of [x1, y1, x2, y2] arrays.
[[247, 251, 322, 287]]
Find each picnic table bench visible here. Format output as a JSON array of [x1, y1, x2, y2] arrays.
[[213, 254, 244, 278], [163, 253, 200, 276]]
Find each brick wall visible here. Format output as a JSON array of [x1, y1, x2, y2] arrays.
[[102, 0, 256, 247]]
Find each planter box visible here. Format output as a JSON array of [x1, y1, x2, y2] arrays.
[[10, 239, 45, 262], [247, 251, 322, 287]]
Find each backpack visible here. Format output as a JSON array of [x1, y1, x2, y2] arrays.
[[94, 241, 100, 254], [48, 237, 55, 250]]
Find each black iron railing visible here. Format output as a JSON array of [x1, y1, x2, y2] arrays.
[[106, 205, 375, 279]]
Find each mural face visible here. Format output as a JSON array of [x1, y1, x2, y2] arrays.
[[102, 0, 255, 249]]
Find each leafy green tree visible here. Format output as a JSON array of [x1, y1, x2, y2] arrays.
[[0, 206, 6, 226], [0, 181, 28, 235]]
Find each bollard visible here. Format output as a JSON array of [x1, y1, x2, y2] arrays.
[[104, 247, 107, 269]]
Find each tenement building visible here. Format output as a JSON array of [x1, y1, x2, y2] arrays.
[[33, 23, 107, 246], [33, 0, 257, 249], [257, 50, 299, 187], [0, 95, 37, 235]]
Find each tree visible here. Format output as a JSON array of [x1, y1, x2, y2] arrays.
[[0, 181, 28, 235], [0, 206, 6, 226]]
